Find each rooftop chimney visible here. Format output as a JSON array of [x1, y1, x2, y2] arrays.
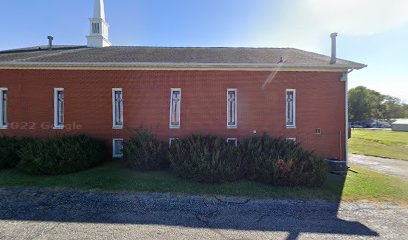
[[47, 36, 54, 50], [330, 32, 338, 64]]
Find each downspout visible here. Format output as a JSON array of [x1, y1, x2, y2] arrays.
[[345, 77, 348, 163], [343, 69, 354, 164]]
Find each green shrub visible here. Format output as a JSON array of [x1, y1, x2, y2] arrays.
[[0, 136, 25, 169], [17, 135, 106, 175], [168, 135, 245, 183], [241, 134, 327, 187], [123, 127, 168, 170]]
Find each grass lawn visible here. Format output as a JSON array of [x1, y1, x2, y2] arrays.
[[0, 162, 407, 203], [349, 129, 408, 160]]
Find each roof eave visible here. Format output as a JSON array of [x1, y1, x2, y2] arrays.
[[350, 63, 368, 70], [0, 62, 366, 72]]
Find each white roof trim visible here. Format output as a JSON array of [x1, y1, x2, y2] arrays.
[[0, 61, 366, 72]]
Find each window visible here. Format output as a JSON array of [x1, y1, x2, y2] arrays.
[[54, 88, 64, 129], [169, 88, 181, 128], [227, 89, 237, 128], [112, 88, 124, 129], [112, 139, 124, 158], [92, 22, 100, 34], [0, 88, 7, 128], [286, 138, 297, 142], [169, 138, 179, 146], [314, 128, 322, 135], [286, 89, 296, 128], [227, 138, 238, 147]]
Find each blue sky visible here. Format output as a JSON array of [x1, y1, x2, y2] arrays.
[[1, 0, 407, 102]]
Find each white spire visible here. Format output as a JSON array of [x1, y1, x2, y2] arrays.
[[94, 0, 105, 20], [87, 0, 111, 48]]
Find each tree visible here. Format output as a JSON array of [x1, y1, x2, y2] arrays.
[[348, 86, 408, 121], [382, 96, 403, 120], [348, 86, 381, 121]]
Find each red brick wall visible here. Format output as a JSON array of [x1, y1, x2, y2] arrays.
[[0, 69, 346, 159]]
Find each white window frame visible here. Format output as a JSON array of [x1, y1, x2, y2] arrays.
[[286, 89, 296, 128], [0, 88, 7, 129], [54, 88, 64, 129], [112, 138, 124, 158], [169, 88, 181, 129], [286, 138, 297, 142], [169, 138, 179, 146], [112, 88, 124, 129], [226, 138, 238, 147], [227, 89, 238, 129]]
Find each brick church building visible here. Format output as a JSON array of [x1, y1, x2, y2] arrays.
[[0, 0, 366, 160]]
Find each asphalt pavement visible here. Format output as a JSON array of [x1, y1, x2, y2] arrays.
[[0, 188, 406, 239], [349, 154, 408, 180]]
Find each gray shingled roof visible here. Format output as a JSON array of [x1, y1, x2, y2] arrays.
[[0, 45, 366, 70]]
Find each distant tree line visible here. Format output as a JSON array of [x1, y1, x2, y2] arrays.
[[348, 86, 408, 121]]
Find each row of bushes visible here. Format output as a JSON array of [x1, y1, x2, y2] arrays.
[[124, 128, 327, 187], [0, 128, 327, 187], [0, 135, 105, 175]]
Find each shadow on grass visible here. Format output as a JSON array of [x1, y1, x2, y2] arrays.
[[0, 172, 378, 240]]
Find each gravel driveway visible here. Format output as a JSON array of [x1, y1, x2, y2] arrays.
[[349, 154, 408, 180], [0, 188, 407, 239]]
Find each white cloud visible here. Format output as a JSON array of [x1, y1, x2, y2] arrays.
[[249, 0, 408, 51], [301, 0, 408, 35]]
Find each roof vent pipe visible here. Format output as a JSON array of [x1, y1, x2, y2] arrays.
[[47, 36, 54, 51], [330, 32, 338, 64]]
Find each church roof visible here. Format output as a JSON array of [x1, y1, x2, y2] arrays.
[[0, 45, 366, 70]]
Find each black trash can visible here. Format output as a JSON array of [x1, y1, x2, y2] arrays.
[[326, 159, 349, 174]]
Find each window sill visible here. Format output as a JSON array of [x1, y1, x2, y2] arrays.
[[227, 126, 238, 129], [112, 155, 124, 158], [53, 126, 64, 130], [112, 126, 124, 130], [170, 126, 180, 129], [286, 126, 297, 129], [0, 126, 8, 130]]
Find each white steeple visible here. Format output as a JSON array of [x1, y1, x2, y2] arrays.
[[93, 0, 105, 19], [87, 0, 111, 48]]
